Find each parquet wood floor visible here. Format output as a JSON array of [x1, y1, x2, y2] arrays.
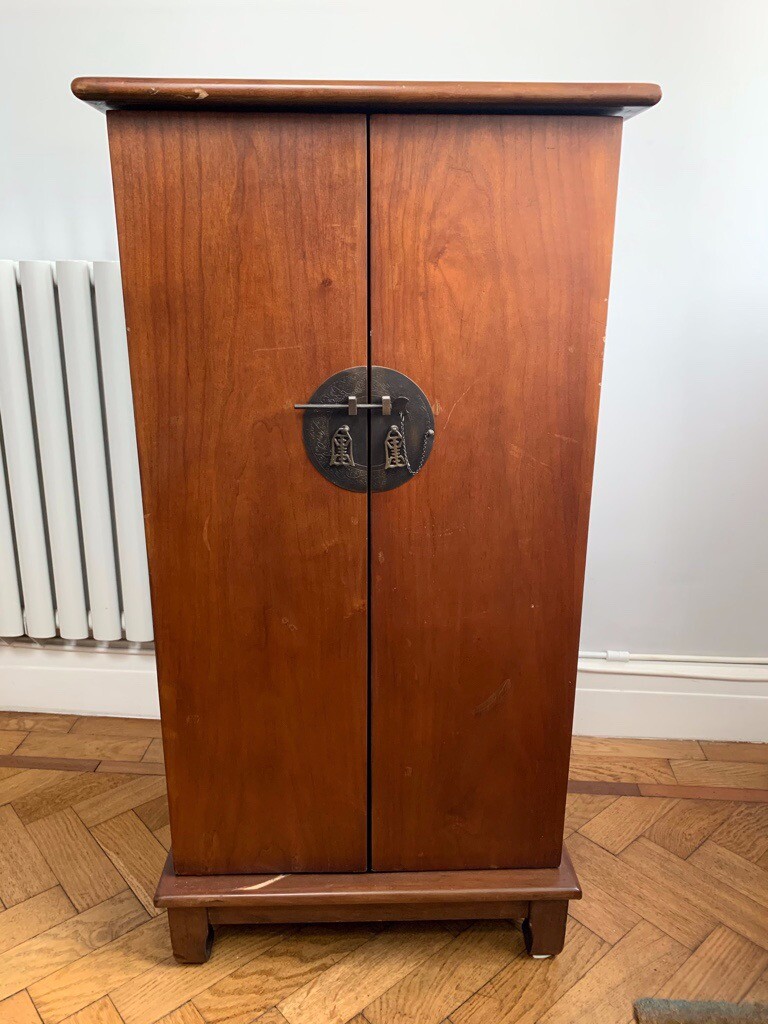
[[0, 713, 766, 1024]]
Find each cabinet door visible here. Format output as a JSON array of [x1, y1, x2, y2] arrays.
[[369, 114, 622, 870], [109, 112, 369, 873]]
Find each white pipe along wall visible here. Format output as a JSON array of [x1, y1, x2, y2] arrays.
[[0, 0, 767, 739]]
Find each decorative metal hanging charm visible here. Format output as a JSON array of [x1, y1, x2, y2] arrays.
[[384, 424, 407, 470], [330, 424, 355, 467], [385, 415, 435, 476]]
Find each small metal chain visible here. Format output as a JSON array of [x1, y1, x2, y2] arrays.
[[400, 412, 434, 476]]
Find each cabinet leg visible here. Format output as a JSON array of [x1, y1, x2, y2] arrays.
[[167, 907, 213, 963], [523, 899, 568, 957]]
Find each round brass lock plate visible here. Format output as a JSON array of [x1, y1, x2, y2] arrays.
[[299, 366, 435, 493]]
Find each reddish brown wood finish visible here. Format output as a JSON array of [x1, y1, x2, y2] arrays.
[[154, 848, 581, 906], [155, 848, 579, 959], [523, 899, 570, 956], [108, 111, 369, 874], [73, 78, 661, 118], [167, 907, 212, 963], [369, 115, 623, 871], [207, 901, 529, 924]]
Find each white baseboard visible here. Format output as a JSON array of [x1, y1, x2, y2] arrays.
[[574, 658, 768, 741], [0, 645, 159, 718], [2, 646, 767, 741]]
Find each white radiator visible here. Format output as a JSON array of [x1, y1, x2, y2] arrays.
[[0, 260, 153, 642]]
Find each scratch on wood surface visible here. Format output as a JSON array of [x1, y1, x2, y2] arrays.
[[442, 373, 494, 431], [474, 679, 511, 716], [508, 441, 551, 470], [243, 874, 286, 892]]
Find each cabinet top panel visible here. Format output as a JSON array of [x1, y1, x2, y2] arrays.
[[72, 78, 661, 118]]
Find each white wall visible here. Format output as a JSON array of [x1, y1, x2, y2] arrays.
[[3, 0, 767, 660]]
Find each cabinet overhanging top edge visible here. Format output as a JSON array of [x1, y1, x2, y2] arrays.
[[72, 78, 661, 118]]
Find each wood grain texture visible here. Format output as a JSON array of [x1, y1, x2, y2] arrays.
[[654, 925, 768, 1002], [579, 796, 677, 854], [15, 736, 150, 764], [369, 114, 622, 870], [0, 756, 99, 774], [152, 826, 171, 852], [0, 770, 67, 808], [701, 742, 768, 764], [140, 741, 163, 765], [0, 888, 74, 956], [74, 777, 167, 829], [452, 920, 606, 1024], [536, 921, 688, 1024], [645, 799, 736, 859], [91, 812, 168, 915], [745, 968, 768, 1005], [0, 892, 147, 1002], [639, 783, 768, 803], [110, 928, 287, 1024], [620, 837, 768, 950], [568, 780, 641, 797], [28, 917, 172, 1024], [133, 796, 169, 835], [0, 991, 43, 1024], [26, 809, 125, 913], [3, 716, 768, 1024], [154, 1006, 207, 1024], [70, 720, 162, 741], [154, 849, 580, 909], [107, 110, 368, 874], [569, 755, 676, 785], [0, 807, 57, 908], [568, 834, 716, 949], [207, 900, 528, 925], [670, 759, 768, 790], [73, 78, 661, 118], [13, 775, 135, 826], [192, 926, 376, 1024], [567, 881, 641, 944], [58, 997, 124, 1024], [253, 1012, 290, 1024], [166, 910, 212, 965], [0, 732, 28, 755], [96, 763, 165, 778], [278, 923, 452, 1024], [689, 842, 768, 910], [564, 793, 617, 832], [363, 921, 518, 1024], [710, 803, 768, 862], [523, 900, 569, 956], [572, 736, 705, 761], [0, 714, 74, 734]]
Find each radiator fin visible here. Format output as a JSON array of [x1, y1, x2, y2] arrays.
[[93, 263, 153, 642], [20, 261, 89, 639], [0, 260, 154, 643]]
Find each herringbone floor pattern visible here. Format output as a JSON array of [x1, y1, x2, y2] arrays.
[[0, 713, 766, 1024]]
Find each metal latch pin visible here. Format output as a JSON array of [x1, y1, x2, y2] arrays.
[[294, 395, 392, 416]]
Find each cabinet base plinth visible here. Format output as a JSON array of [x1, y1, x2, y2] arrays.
[[155, 848, 580, 963]]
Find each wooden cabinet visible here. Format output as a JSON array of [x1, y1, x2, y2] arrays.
[[74, 77, 660, 960]]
